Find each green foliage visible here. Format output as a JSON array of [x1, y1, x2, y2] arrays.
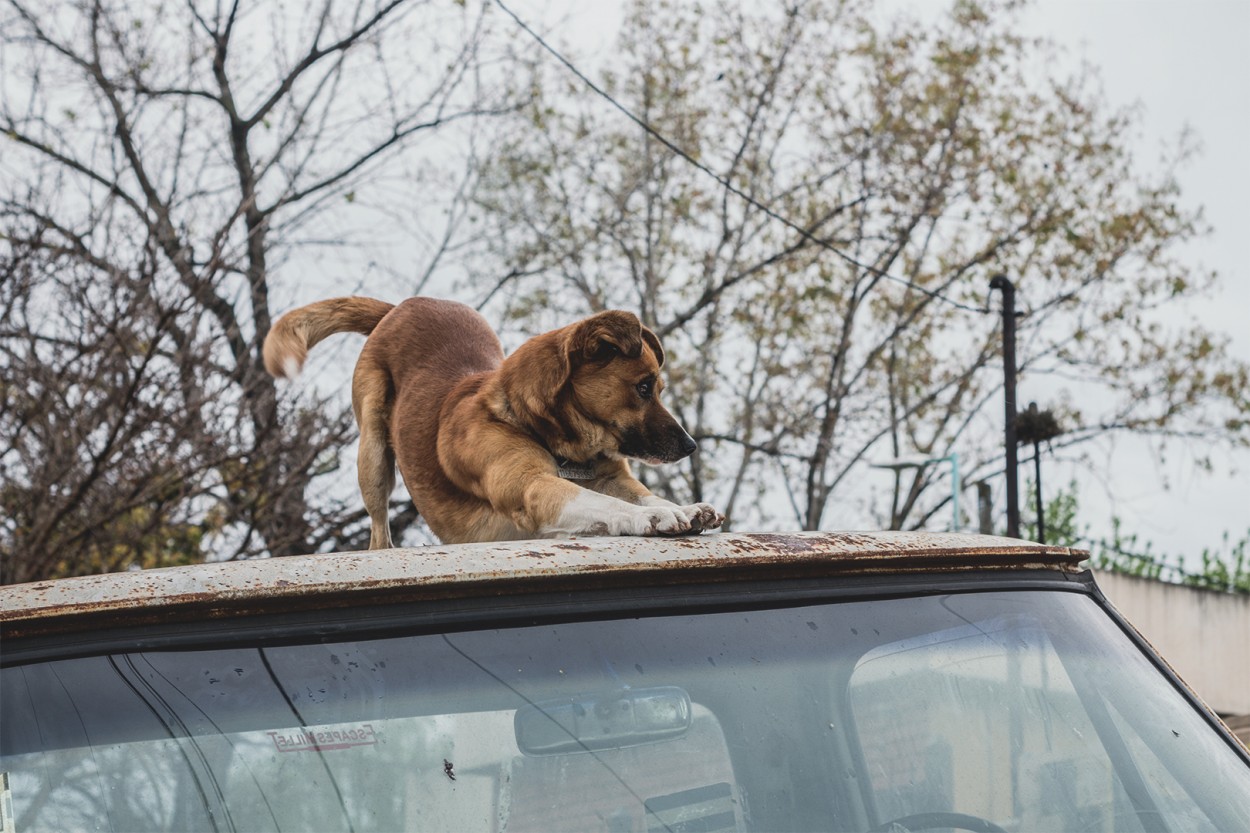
[[1021, 478, 1081, 546], [58, 507, 210, 578], [1089, 521, 1250, 595], [1021, 480, 1248, 594], [1089, 516, 1186, 582], [1184, 532, 1250, 593]]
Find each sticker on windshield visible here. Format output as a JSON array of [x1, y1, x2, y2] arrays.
[[1, 771, 14, 832], [268, 723, 378, 753]]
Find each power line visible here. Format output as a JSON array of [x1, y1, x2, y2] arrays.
[[494, 0, 990, 315]]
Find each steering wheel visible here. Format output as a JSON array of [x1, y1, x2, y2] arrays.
[[867, 811, 1010, 833]]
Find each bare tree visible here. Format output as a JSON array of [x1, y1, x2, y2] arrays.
[[472, 0, 1249, 532], [1, 0, 515, 581]]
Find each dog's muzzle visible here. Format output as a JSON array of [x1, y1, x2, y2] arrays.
[[620, 424, 697, 464]]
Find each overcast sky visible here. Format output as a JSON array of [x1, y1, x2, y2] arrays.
[[1015, 0, 1250, 563], [498, 0, 1249, 563]]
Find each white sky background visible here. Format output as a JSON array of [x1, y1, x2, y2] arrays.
[[1015, 0, 1250, 561], [489, 0, 1250, 562]]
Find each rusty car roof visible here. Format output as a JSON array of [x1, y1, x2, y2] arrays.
[[0, 531, 1086, 636]]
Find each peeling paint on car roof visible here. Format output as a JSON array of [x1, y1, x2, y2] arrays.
[[0, 531, 1087, 636]]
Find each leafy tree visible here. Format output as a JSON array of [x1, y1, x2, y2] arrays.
[[1, 0, 514, 581], [1025, 480, 1249, 594], [472, 0, 1250, 532], [5, 0, 1247, 580], [2, 231, 229, 580]]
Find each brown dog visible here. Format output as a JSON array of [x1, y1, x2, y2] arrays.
[[264, 297, 724, 548]]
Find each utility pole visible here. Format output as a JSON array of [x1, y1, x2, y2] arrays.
[[1033, 441, 1044, 543], [990, 275, 1020, 538], [976, 482, 993, 535], [1016, 401, 1063, 543]]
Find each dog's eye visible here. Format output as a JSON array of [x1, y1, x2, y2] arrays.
[[636, 381, 653, 399]]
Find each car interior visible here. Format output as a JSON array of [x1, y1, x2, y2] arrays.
[[3, 586, 1249, 832]]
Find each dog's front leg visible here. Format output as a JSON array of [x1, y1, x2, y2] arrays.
[[588, 460, 725, 533], [538, 481, 698, 537], [459, 439, 704, 538]]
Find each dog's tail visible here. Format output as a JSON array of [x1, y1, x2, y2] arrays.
[[264, 296, 395, 379]]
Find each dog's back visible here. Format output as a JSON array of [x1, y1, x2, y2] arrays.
[[356, 298, 506, 535], [366, 297, 503, 392]]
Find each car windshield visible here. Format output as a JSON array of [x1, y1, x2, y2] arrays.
[[3, 589, 1248, 833]]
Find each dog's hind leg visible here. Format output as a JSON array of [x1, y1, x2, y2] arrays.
[[352, 359, 396, 550]]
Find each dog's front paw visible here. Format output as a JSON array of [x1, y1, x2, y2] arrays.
[[636, 496, 723, 534], [594, 505, 690, 537], [678, 503, 725, 532], [643, 506, 693, 536]]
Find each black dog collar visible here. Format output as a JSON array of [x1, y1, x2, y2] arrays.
[[555, 456, 597, 480]]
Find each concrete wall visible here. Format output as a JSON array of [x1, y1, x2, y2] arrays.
[[1093, 571, 1250, 716]]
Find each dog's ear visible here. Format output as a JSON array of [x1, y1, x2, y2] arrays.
[[497, 326, 573, 427], [569, 310, 645, 365], [641, 326, 665, 368]]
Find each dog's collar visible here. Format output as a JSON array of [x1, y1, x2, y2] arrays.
[[555, 456, 597, 481], [498, 391, 596, 481]]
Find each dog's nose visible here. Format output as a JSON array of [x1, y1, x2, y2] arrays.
[[679, 433, 697, 457]]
